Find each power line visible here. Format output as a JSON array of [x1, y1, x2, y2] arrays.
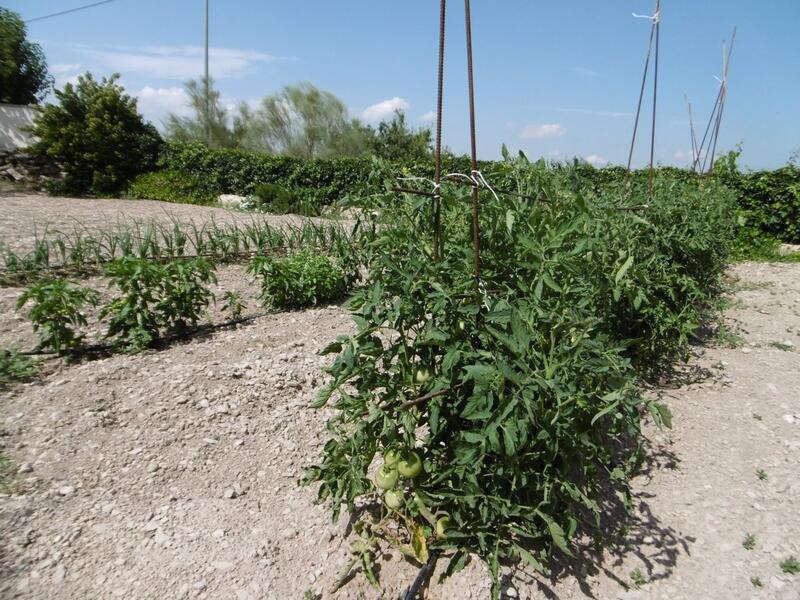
[[25, 0, 118, 24]]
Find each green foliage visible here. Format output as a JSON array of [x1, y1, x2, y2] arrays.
[[781, 557, 800, 575], [247, 251, 347, 309], [304, 160, 734, 596], [248, 183, 319, 216], [367, 110, 432, 165], [0, 346, 37, 388], [165, 77, 244, 149], [16, 278, 99, 354], [220, 291, 246, 320], [28, 72, 162, 196], [127, 170, 216, 205], [742, 533, 756, 550], [0, 8, 53, 104], [237, 82, 370, 158], [159, 142, 376, 209], [100, 257, 217, 351]]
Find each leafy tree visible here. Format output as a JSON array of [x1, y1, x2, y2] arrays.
[[0, 8, 53, 104], [238, 82, 371, 158], [29, 72, 162, 195], [164, 77, 243, 149], [368, 110, 432, 164]]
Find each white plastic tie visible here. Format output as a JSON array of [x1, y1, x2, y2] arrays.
[[632, 10, 660, 24]]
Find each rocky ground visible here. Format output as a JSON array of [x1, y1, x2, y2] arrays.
[[1, 196, 799, 600]]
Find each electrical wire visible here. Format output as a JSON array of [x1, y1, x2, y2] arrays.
[[25, 0, 118, 24]]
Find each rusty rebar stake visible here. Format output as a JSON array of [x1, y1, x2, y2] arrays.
[[464, 0, 481, 283]]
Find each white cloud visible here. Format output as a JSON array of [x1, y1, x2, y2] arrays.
[[419, 111, 436, 123], [520, 123, 566, 140], [584, 154, 607, 166], [361, 97, 409, 123], [51, 63, 82, 74], [75, 45, 293, 80], [135, 86, 190, 123]]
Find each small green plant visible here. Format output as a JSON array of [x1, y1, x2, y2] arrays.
[[0, 347, 38, 387], [750, 576, 763, 588], [16, 278, 100, 354], [0, 452, 18, 494], [630, 568, 647, 589], [769, 340, 795, 352], [756, 469, 768, 481], [247, 251, 347, 309], [220, 290, 246, 320], [248, 183, 319, 216], [742, 533, 756, 550], [781, 556, 800, 575], [101, 256, 217, 351], [301, 590, 321, 600]]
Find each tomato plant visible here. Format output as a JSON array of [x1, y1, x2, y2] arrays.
[[304, 158, 735, 597]]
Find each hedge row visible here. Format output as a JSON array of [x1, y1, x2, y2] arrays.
[[128, 142, 800, 244]]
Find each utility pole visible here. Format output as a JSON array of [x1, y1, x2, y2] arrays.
[[204, 0, 210, 146]]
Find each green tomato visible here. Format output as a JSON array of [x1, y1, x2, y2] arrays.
[[384, 489, 404, 510], [414, 367, 434, 384], [383, 449, 401, 468], [436, 516, 451, 538], [397, 450, 423, 479], [375, 464, 398, 490]]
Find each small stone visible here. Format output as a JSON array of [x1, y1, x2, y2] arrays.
[[53, 564, 66, 583], [17, 462, 33, 474], [505, 588, 518, 598], [212, 529, 225, 539], [211, 561, 234, 571], [223, 488, 238, 500], [147, 461, 160, 473], [783, 414, 799, 425], [58, 485, 75, 496], [154, 528, 169, 546], [215, 403, 230, 415], [741, 347, 752, 354]]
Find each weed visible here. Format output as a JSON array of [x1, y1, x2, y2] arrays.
[[756, 469, 768, 481], [630, 568, 647, 589], [769, 340, 795, 352], [742, 533, 756, 550], [0, 347, 38, 388], [781, 557, 800, 575], [220, 291, 246, 320], [0, 453, 23, 495], [750, 576, 763, 588]]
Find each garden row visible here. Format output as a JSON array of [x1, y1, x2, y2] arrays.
[[127, 142, 800, 244], [0, 217, 360, 285], [302, 160, 737, 597]]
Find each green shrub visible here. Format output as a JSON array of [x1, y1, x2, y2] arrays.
[[246, 183, 319, 216], [0, 347, 38, 387], [100, 257, 217, 351], [127, 170, 215, 204], [247, 251, 347, 309], [28, 72, 162, 196], [303, 161, 734, 596], [16, 278, 100, 354]]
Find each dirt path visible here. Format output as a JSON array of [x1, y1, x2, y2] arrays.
[[1, 258, 799, 600]]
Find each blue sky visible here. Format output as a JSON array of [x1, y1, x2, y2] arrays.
[[7, 0, 799, 169]]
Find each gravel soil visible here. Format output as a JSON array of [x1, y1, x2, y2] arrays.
[[1, 196, 799, 600]]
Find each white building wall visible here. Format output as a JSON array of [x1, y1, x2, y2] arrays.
[[0, 104, 39, 151]]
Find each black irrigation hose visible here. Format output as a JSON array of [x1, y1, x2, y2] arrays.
[[19, 310, 273, 358], [400, 551, 439, 600]]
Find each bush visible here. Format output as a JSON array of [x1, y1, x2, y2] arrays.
[[28, 72, 162, 196], [127, 170, 215, 204], [100, 257, 217, 351], [247, 251, 347, 309], [16, 278, 99, 354], [303, 161, 734, 596], [246, 183, 319, 216]]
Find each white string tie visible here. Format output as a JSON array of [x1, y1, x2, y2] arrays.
[[632, 10, 660, 23]]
